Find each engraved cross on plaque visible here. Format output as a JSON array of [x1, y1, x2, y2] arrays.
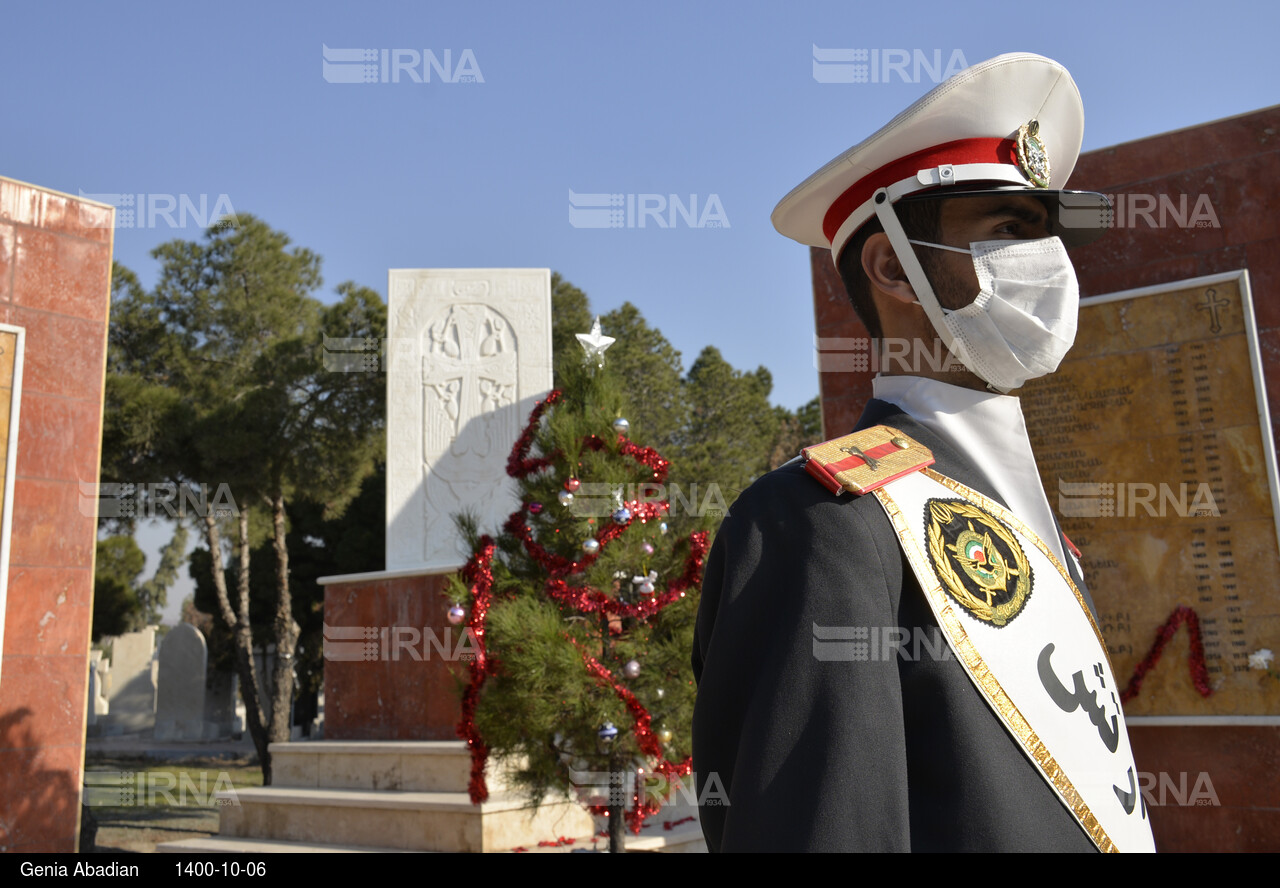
[[422, 304, 517, 460], [1197, 288, 1230, 334]]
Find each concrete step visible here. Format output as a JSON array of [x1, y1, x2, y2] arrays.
[[269, 740, 526, 794], [156, 835, 423, 853], [218, 786, 594, 853], [158, 816, 706, 854]]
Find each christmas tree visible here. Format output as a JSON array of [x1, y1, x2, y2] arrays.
[[449, 317, 708, 852]]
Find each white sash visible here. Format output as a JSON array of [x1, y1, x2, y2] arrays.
[[873, 468, 1156, 853]]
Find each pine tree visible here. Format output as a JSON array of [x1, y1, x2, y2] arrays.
[[449, 317, 708, 852]]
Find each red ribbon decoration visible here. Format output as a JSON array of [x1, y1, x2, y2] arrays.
[[1120, 605, 1213, 703]]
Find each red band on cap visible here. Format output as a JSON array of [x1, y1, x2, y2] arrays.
[[821, 137, 1019, 243]]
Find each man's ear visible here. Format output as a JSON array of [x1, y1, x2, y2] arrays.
[[862, 232, 917, 305]]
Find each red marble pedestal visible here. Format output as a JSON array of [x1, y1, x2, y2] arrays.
[[321, 569, 465, 741]]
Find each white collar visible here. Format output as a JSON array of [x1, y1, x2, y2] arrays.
[[871, 375, 1067, 564]]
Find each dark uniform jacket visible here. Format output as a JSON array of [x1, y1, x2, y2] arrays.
[[692, 398, 1099, 852]]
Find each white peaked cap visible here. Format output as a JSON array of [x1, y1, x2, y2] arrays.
[[773, 52, 1110, 260]]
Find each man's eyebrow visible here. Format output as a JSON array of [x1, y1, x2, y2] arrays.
[[978, 202, 1050, 225]]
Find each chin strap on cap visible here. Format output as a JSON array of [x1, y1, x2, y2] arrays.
[[870, 189, 1009, 393], [872, 190, 959, 359]]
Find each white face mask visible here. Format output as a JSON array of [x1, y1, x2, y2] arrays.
[[907, 236, 1080, 393]]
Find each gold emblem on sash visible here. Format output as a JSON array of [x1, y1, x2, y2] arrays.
[[925, 499, 1033, 627]]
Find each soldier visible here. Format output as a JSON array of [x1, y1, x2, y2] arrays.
[[692, 53, 1155, 852]]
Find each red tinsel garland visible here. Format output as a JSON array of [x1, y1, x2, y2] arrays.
[[507, 390, 564, 477], [1120, 605, 1213, 703], [579, 646, 663, 757], [505, 498, 678, 579], [580, 434, 671, 482], [573, 637, 696, 832], [456, 538, 499, 803], [542, 530, 708, 617]]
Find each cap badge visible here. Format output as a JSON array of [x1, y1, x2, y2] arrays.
[[1015, 119, 1051, 188]]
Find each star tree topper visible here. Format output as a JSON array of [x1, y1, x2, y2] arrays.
[[576, 316, 616, 368]]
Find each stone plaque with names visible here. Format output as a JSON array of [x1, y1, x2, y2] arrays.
[[1022, 272, 1280, 718]]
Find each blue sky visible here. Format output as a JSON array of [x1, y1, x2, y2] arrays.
[[5, 0, 1276, 621]]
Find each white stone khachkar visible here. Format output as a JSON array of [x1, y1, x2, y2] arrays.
[[387, 269, 552, 572]]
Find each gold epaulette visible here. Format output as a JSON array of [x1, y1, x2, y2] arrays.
[[801, 425, 934, 496]]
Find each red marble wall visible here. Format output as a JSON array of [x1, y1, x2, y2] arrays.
[[811, 247, 874, 441], [323, 573, 464, 740], [0, 178, 113, 852], [809, 107, 1280, 851]]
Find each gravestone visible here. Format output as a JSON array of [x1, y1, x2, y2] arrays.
[[385, 269, 553, 572], [105, 626, 156, 734], [154, 623, 208, 741], [86, 651, 109, 727]]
